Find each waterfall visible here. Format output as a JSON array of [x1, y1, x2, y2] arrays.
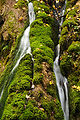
[[59, 0, 67, 26], [0, 2, 35, 100], [11, 2, 35, 74], [0, 87, 4, 100], [54, 0, 69, 120], [54, 45, 69, 120]]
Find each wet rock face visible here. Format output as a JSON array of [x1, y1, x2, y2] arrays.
[[0, 15, 4, 26]]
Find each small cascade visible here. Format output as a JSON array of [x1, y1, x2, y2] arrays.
[[11, 2, 35, 74], [0, 87, 4, 100], [54, 45, 69, 120], [59, 0, 67, 27], [54, 0, 69, 120], [0, 2, 35, 100]]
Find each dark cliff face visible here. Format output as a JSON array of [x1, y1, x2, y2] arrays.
[[0, 0, 80, 120]]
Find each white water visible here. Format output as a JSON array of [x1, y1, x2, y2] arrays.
[[0, 87, 4, 100], [54, 0, 69, 120], [11, 2, 35, 74], [0, 2, 35, 100], [58, 0, 67, 38], [54, 45, 69, 120], [59, 0, 66, 26]]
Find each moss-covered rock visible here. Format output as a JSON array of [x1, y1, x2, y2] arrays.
[[59, 0, 80, 119], [0, 0, 66, 119], [1, 54, 33, 120]]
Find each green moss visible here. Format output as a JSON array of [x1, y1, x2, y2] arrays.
[[61, 26, 68, 35], [67, 9, 77, 17], [0, 60, 14, 95], [68, 41, 80, 54], [68, 72, 80, 86], [0, 0, 60, 119], [9, 75, 31, 93], [37, 12, 55, 27], [41, 98, 64, 120], [60, 1, 80, 119], [66, 0, 78, 9], [30, 24, 52, 38], [33, 46, 53, 60], [19, 100, 48, 120], [33, 72, 43, 84], [14, 0, 28, 9], [62, 19, 78, 28], [33, 1, 50, 14], [69, 87, 80, 119], [30, 36, 54, 51], [31, 19, 43, 27], [0, 0, 6, 6], [34, 62, 42, 72], [47, 84, 56, 97], [1, 54, 33, 119], [60, 52, 73, 77], [41, 100, 54, 115], [0, 52, 16, 118], [1, 92, 27, 120], [30, 22, 54, 84], [59, 34, 68, 51], [67, 63, 80, 119], [54, 99, 64, 120]]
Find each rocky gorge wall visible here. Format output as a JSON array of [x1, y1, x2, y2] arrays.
[[0, 0, 80, 120]]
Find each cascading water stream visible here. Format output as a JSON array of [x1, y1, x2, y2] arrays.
[[0, 87, 4, 100], [0, 2, 35, 100], [54, 45, 69, 120], [59, 0, 67, 26], [11, 2, 35, 74], [54, 0, 69, 120]]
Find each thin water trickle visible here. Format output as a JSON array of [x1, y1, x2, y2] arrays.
[[0, 87, 4, 100], [54, 45, 69, 120], [0, 2, 35, 100], [11, 2, 35, 74], [59, 0, 67, 27], [54, 0, 69, 120]]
